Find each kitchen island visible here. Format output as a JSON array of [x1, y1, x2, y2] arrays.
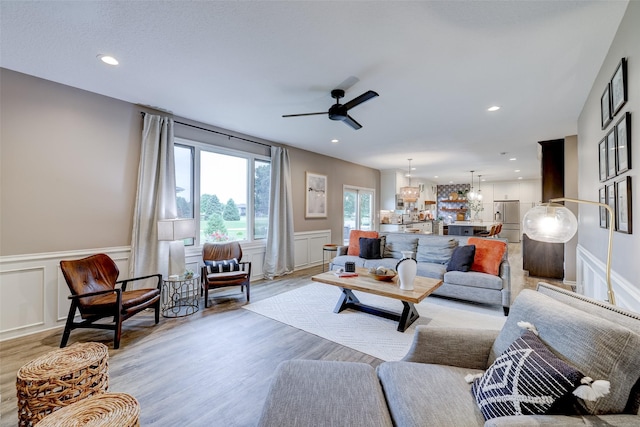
[[447, 221, 497, 236]]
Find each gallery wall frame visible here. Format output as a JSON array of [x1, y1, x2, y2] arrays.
[[606, 128, 617, 179], [599, 138, 607, 182], [599, 186, 608, 229], [606, 182, 616, 231], [305, 172, 327, 218], [615, 176, 632, 234], [611, 58, 627, 116], [615, 112, 631, 175], [601, 83, 612, 130]]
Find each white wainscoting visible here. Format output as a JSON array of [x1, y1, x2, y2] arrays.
[[576, 244, 640, 312], [0, 229, 331, 342]]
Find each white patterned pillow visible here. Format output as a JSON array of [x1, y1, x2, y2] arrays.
[[471, 330, 584, 420], [205, 258, 240, 274]]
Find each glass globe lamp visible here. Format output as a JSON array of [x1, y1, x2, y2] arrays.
[[522, 203, 578, 243]]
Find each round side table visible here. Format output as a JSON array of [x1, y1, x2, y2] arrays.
[[322, 244, 339, 272], [162, 274, 200, 318]]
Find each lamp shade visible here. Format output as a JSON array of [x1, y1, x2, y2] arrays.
[[522, 203, 578, 243], [157, 219, 195, 241]]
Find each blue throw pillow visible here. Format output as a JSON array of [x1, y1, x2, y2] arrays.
[[446, 245, 475, 272], [205, 258, 240, 273], [359, 237, 382, 259], [471, 330, 584, 420]]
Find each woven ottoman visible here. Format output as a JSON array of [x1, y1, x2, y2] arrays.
[[16, 342, 109, 426], [36, 393, 140, 427]]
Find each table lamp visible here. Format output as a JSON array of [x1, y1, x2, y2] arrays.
[[522, 198, 615, 305], [158, 218, 196, 278]]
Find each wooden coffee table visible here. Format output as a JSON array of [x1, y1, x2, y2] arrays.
[[311, 267, 443, 332]]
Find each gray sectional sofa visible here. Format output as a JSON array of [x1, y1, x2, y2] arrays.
[[330, 232, 511, 315], [258, 283, 640, 426]]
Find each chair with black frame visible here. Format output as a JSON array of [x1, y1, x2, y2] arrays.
[[60, 254, 162, 349], [201, 242, 251, 308]]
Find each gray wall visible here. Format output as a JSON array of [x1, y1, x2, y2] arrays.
[[577, 1, 639, 290], [0, 68, 379, 256]]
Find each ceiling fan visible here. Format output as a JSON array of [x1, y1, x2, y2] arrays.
[[282, 89, 379, 130]]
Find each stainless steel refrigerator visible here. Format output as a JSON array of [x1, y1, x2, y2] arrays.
[[493, 200, 520, 243]]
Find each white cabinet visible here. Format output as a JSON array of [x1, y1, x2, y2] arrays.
[[518, 179, 541, 203], [380, 224, 405, 232], [380, 170, 408, 210], [493, 182, 520, 200]]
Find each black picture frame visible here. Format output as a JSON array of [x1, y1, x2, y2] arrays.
[[606, 182, 616, 230], [606, 128, 617, 179], [615, 112, 631, 174], [615, 176, 632, 234], [599, 186, 607, 228], [601, 83, 612, 129], [611, 58, 627, 116], [599, 138, 607, 182]]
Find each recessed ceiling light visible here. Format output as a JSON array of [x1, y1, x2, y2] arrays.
[[514, 169, 520, 172], [487, 106, 500, 112], [449, 181, 453, 184], [518, 177, 523, 180], [97, 54, 119, 65], [434, 176, 439, 178], [331, 139, 339, 143], [509, 157, 516, 161]]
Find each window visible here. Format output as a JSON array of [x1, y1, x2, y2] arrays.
[[174, 139, 270, 245]]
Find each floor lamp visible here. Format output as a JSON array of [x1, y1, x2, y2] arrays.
[[158, 218, 196, 278], [522, 197, 616, 305]]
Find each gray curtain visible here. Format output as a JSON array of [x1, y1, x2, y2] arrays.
[[129, 113, 177, 280], [263, 146, 295, 279]]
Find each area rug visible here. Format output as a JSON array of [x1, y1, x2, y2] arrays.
[[243, 283, 506, 361]]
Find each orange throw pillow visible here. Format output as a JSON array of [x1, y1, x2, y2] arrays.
[[347, 230, 379, 256], [467, 237, 507, 276]]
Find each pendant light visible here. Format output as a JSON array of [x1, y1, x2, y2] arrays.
[[468, 171, 477, 200], [400, 159, 420, 203], [477, 174, 483, 201]]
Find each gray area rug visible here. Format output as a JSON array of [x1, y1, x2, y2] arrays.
[[243, 283, 506, 361]]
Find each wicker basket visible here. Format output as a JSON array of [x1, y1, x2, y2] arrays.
[[36, 393, 140, 427], [16, 342, 109, 426]]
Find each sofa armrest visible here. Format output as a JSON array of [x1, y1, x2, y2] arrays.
[[485, 414, 640, 426], [336, 245, 349, 256], [401, 326, 499, 369], [499, 259, 511, 311]]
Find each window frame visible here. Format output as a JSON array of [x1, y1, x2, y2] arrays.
[[174, 137, 271, 246]]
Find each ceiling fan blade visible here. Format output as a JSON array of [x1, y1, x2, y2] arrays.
[[343, 114, 362, 130], [282, 112, 327, 118], [342, 90, 379, 111]]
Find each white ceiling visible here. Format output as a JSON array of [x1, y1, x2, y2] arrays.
[[0, 1, 628, 184]]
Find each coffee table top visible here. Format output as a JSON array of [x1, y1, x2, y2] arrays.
[[311, 267, 442, 304]]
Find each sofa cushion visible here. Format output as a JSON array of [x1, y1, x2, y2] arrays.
[[364, 258, 402, 271], [331, 255, 366, 269], [416, 236, 458, 264], [472, 330, 584, 420], [444, 270, 504, 290], [491, 290, 640, 415], [383, 234, 418, 259], [447, 245, 476, 272], [347, 230, 378, 256], [258, 360, 393, 427], [468, 237, 507, 276], [416, 262, 447, 280], [359, 237, 382, 259], [377, 362, 485, 426]]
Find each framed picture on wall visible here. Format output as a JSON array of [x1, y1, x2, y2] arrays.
[[611, 58, 627, 116], [615, 112, 631, 174], [615, 176, 632, 234], [305, 172, 327, 218], [601, 83, 612, 130], [606, 182, 616, 231], [606, 128, 617, 179], [599, 187, 608, 229], [598, 138, 607, 182]]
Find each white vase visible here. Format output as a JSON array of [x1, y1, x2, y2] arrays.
[[396, 252, 417, 290]]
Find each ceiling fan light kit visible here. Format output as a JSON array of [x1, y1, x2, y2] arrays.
[[283, 88, 379, 130]]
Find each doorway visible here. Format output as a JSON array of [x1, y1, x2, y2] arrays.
[[343, 186, 375, 244]]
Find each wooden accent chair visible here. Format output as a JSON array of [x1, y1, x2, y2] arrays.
[[201, 242, 251, 308], [60, 254, 162, 349], [477, 225, 497, 237]]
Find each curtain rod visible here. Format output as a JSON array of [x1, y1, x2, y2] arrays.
[[139, 111, 271, 148]]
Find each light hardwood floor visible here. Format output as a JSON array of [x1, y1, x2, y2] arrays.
[[0, 243, 564, 427]]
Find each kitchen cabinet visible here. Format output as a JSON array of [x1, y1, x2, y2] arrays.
[[493, 182, 520, 200]]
